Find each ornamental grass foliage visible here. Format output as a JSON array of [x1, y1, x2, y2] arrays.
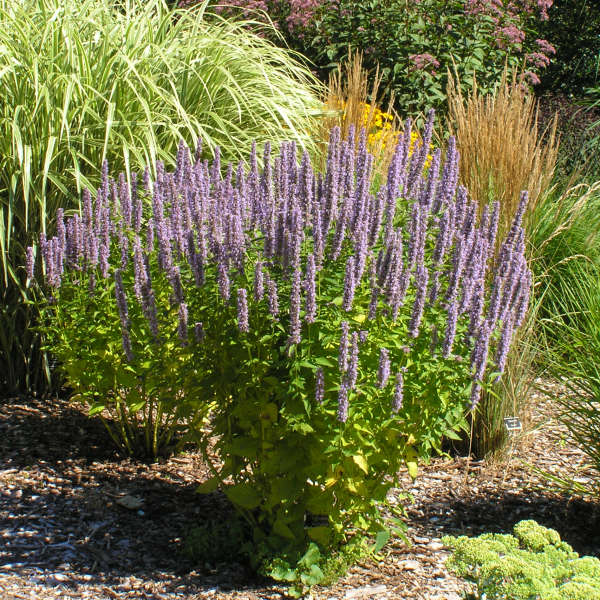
[[30, 113, 531, 590], [0, 0, 322, 395]]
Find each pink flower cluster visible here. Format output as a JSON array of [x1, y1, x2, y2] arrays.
[[409, 53, 440, 72], [285, 0, 322, 31], [181, 0, 323, 33], [464, 0, 555, 82]]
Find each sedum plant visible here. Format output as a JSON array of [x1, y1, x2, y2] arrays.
[[31, 113, 530, 591], [444, 520, 600, 600]]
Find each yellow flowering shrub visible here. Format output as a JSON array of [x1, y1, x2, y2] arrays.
[[345, 102, 432, 168]]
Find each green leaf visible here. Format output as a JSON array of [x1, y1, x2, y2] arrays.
[[352, 454, 369, 474], [224, 483, 261, 509], [273, 518, 296, 540], [300, 563, 324, 587], [374, 528, 390, 552], [405, 447, 419, 480], [88, 403, 105, 416], [307, 526, 330, 546], [269, 565, 298, 582], [312, 356, 336, 367], [196, 477, 219, 494], [298, 542, 321, 568]]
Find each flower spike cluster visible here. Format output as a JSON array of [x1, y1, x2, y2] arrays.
[[30, 112, 530, 418]]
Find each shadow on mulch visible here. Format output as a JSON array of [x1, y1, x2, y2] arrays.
[[413, 488, 600, 558], [0, 395, 270, 596], [1, 394, 599, 598]]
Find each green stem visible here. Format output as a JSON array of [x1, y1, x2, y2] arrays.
[[153, 401, 164, 457]]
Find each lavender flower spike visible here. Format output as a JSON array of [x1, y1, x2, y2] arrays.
[[237, 288, 250, 333], [288, 266, 302, 344], [342, 256, 356, 312], [347, 332, 359, 390], [494, 315, 514, 380], [266, 278, 279, 319], [305, 253, 317, 324], [338, 321, 349, 372], [26, 246, 35, 280], [443, 300, 458, 358], [337, 378, 349, 423], [315, 367, 324, 404], [408, 264, 428, 338], [392, 372, 404, 413], [377, 348, 390, 389]]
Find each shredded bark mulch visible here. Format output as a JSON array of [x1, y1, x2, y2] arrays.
[[1, 380, 598, 600]]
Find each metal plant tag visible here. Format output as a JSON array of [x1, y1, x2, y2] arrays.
[[503, 417, 522, 432]]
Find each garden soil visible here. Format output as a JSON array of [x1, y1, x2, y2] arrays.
[[1, 381, 598, 600]]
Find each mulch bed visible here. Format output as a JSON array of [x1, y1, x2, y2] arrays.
[[1, 381, 598, 600]]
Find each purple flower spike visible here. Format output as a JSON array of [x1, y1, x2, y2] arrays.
[[237, 288, 250, 333], [337, 378, 349, 423], [132, 236, 147, 301], [443, 300, 458, 358], [338, 321, 349, 372], [288, 266, 302, 344], [347, 332, 359, 390], [392, 372, 404, 413], [305, 253, 317, 323], [26, 246, 35, 280], [471, 319, 493, 387], [169, 266, 185, 305], [217, 261, 230, 302], [408, 264, 428, 338], [377, 348, 390, 389], [266, 278, 279, 319], [315, 367, 325, 404], [470, 383, 482, 411], [178, 302, 189, 344], [342, 256, 356, 312], [368, 284, 379, 320], [494, 314, 514, 380]]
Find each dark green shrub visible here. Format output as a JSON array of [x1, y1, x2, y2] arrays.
[[537, 0, 600, 96], [306, 0, 556, 116]]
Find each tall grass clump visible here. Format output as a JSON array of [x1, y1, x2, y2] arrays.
[[530, 180, 600, 349], [0, 0, 323, 393], [320, 52, 399, 174], [446, 66, 559, 458], [447, 67, 559, 238], [542, 261, 600, 500]]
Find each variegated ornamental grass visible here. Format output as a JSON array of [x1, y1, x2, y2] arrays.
[[0, 0, 322, 393]]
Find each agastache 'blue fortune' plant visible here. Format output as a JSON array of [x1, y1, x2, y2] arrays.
[[30, 111, 530, 584]]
